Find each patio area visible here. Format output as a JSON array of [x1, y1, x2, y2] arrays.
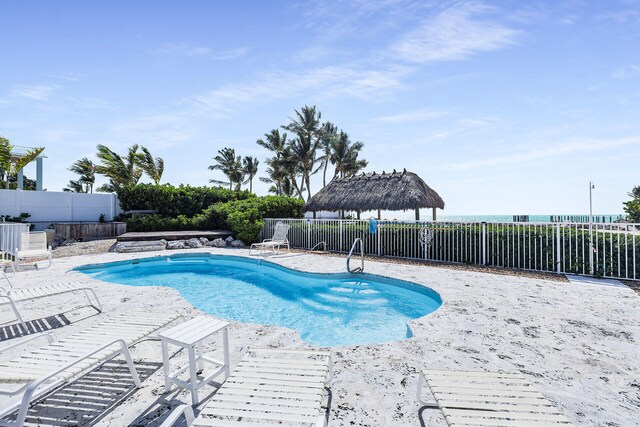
[[1, 248, 638, 426]]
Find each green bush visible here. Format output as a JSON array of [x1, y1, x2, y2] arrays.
[[124, 195, 304, 243], [118, 184, 254, 217], [203, 196, 304, 243]]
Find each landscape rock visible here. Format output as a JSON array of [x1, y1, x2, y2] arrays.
[[186, 238, 203, 248], [225, 236, 234, 246], [61, 239, 77, 247], [211, 238, 226, 248], [199, 237, 209, 245], [230, 239, 245, 248], [166, 240, 186, 250], [109, 240, 167, 253]]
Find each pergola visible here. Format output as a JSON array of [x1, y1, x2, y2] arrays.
[[305, 169, 445, 220], [11, 145, 46, 191]]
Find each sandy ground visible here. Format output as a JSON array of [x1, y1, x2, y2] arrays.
[[1, 248, 639, 426]]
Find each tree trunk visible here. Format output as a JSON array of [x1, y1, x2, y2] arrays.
[[322, 157, 328, 187], [305, 174, 312, 201]]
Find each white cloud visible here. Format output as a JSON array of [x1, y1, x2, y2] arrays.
[[9, 84, 58, 101], [154, 43, 248, 60], [155, 43, 212, 56], [375, 109, 447, 123], [391, 2, 521, 63], [447, 136, 640, 170], [613, 64, 640, 79], [186, 65, 409, 117], [111, 113, 197, 149]]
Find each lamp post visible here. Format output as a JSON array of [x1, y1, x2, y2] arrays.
[[589, 181, 595, 223], [589, 181, 595, 275]]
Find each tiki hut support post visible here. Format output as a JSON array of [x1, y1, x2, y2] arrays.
[[313, 211, 317, 219], [377, 209, 381, 220], [356, 211, 361, 220], [432, 208, 436, 221], [415, 208, 420, 220]]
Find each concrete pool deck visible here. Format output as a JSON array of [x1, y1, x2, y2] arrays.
[[1, 248, 638, 426]]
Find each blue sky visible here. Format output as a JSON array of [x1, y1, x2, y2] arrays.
[[1, 0, 639, 215]]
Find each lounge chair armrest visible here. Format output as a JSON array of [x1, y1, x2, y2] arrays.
[[262, 238, 274, 242], [160, 404, 195, 427], [0, 333, 54, 354]]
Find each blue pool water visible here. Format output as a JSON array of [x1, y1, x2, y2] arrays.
[[75, 254, 441, 347]]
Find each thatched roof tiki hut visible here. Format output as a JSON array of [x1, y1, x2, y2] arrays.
[[305, 169, 445, 220]]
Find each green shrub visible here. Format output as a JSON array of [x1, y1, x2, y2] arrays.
[[124, 195, 304, 242], [118, 184, 254, 217]]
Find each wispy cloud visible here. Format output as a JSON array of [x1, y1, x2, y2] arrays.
[[447, 136, 640, 170], [111, 113, 197, 148], [613, 64, 640, 79], [186, 65, 409, 117], [48, 71, 83, 82], [9, 84, 58, 101], [375, 109, 447, 123], [391, 2, 521, 63], [154, 43, 248, 60]]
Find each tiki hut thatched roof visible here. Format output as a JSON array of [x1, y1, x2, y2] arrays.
[[305, 169, 445, 212]]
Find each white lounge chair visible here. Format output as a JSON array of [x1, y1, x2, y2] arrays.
[[249, 222, 291, 255], [417, 369, 573, 426], [14, 232, 52, 270], [162, 348, 333, 427], [0, 311, 182, 427], [0, 252, 14, 277], [0, 271, 102, 331]]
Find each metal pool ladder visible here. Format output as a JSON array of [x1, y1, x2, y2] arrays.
[[347, 238, 364, 273]]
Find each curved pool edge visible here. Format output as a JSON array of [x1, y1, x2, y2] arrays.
[[73, 251, 443, 346], [73, 252, 443, 305]]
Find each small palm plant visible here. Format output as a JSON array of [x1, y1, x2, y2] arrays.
[[0, 137, 44, 189]]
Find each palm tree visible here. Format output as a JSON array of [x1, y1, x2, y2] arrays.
[[242, 156, 259, 193], [318, 121, 338, 188], [330, 132, 367, 179], [0, 137, 45, 189], [68, 157, 96, 193], [209, 147, 244, 190], [256, 129, 288, 194], [138, 146, 164, 185], [63, 180, 85, 193], [282, 105, 322, 201], [95, 144, 143, 192]]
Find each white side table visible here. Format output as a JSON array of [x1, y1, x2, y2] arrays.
[[159, 315, 231, 405]]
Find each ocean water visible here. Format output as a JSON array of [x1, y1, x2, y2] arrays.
[[76, 254, 442, 347]]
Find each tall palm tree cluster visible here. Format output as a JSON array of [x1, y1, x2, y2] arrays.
[[257, 105, 367, 201], [208, 148, 259, 192], [0, 137, 44, 189], [65, 144, 164, 193]]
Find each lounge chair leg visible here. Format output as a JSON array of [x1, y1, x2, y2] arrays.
[[119, 342, 142, 387]]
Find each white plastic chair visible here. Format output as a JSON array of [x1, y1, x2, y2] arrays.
[[15, 232, 52, 270], [162, 348, 332, 427], [249, 222, 291, 255], [0, 271, 102, 331], [0, 312, 183, 427], [417, 369, 573, 426]]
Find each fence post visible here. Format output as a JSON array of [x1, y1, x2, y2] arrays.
[[307, 219, 312, 250], [482, 222, 487, 265], [339, 220, 343, 252], [556, 223, 562, 274], [377, 221, 381, 256]]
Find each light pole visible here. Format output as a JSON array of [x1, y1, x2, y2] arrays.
[[589, 181, 595, 274], [589, 181, 595, 223]]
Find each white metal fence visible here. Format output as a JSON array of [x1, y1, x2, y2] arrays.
[[0, 190, 120, 230], [263, 218, 640, 281], [0, 222, 30, 257]]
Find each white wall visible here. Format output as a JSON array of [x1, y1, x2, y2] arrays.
[[0, 190, 120, 230]]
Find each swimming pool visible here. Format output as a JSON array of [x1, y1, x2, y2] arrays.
[[75, 254, 441, 347]]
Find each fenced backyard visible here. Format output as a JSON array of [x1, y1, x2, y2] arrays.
[[263, 218, 640, 281]]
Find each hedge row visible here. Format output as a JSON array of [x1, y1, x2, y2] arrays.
[[125, 196, 304, 244], [118, 184, 254, 217]]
